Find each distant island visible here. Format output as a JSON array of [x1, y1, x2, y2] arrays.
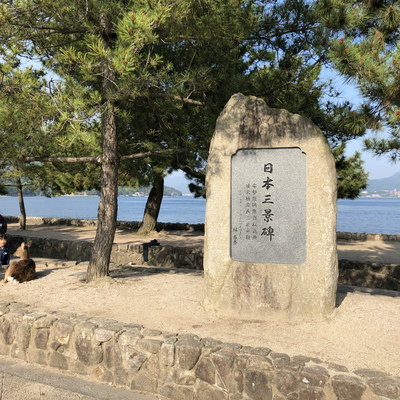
[[8, 171, 400, 198], [4, 185, 183, 197], [362, 171, 400, 198]]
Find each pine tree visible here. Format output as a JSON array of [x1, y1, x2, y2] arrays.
[[0, 65, 59, 228], [163, 0, 371, 200], [0, 0, 257, 280], [316, 0, 400, 161], [241, 0, 370, 198], [0, 63, 101, 228]]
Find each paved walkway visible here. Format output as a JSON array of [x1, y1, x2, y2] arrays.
[[0, 357, 160, 400]]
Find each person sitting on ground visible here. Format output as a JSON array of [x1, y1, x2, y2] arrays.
[[0, 234, 10, 268]]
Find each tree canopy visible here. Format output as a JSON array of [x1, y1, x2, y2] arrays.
[[238, 0, 370, 197]]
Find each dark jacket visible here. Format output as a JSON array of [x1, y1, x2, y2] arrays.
[[0, 245, 10, 267], [0, 215, 7, 234]]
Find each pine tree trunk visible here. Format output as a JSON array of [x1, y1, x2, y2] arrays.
[[138, 175, 164, 235], [86, 104, 118, 281], [16, 177, 26, 230], [86, 54, 118, 281]]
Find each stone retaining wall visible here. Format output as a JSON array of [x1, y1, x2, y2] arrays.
[[5, 216, 400, 241], [6, 234, 204, 270], [4, 216, 205, 233], [0, 301, 398, 400], [6, 233, 400, 292], [338, 260, 400, 291], [336, 231, 400, 242]]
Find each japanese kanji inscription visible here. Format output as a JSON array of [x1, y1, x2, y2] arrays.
[[231, 148, 306, 264]]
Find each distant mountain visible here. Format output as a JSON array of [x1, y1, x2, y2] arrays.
[[366, 171, 400, 192]]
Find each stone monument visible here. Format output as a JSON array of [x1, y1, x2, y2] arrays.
[[204, 93, 338, 320]]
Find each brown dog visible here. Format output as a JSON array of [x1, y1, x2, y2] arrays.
[[4, 241, 36, 284]]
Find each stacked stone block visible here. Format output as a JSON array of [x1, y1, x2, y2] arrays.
[[5, 216, 400, 242], [6, 232, 400, 292], [4, 216, 204, 233], [339, 260, 400, 291], [0, 302, 398, 399], [6, 234, 204, 270], [336, 232, 400, 242]]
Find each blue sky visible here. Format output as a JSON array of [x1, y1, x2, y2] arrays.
[[336, 74, 400, 181], [345, 139, 400, 180], [164, 170, 192, 194]]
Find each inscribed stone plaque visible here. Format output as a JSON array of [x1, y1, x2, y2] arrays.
[[231, 148, 306, 264]]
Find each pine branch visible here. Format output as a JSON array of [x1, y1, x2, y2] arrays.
[[21, 156, 101, 163], [149, 93, 204, 106], [120, 148, 187, 161], [20, 149, 188, 163]]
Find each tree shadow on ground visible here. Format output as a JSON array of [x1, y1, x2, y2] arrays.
[[109, 265, 203, 279], [336, 283, 400, 308], [35, 267, 71, 279], [337, 239, 400, 264], [0, 265, 70, 283]]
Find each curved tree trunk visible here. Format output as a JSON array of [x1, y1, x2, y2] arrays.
[[16, 177, 26, 230], [86, 17, 119, 283], [138, 175, 164, 235], [86, 11, 120, 282]]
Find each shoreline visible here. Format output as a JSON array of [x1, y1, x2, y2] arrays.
[[4, 216, 400, 239], [2, 196, 400, 234]]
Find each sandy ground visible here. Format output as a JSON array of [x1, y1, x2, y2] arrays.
[[1, 223, 400, 377]]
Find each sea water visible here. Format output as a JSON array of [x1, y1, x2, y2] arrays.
[[0, 196, 206, 224], [0, 196, 399, 234], [337, 198, 400, 234]]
